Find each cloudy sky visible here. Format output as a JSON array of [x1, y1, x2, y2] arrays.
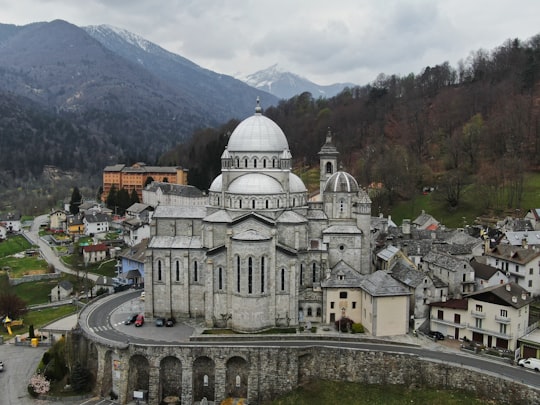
[[1, 0, 539, 85]]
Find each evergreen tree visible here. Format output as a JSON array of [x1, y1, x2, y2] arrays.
[[106, 185, 118, 211], [144, 176, 154, 187], [69, 187, 82, 215], [70, 361, 91, 393], [130, 189, 140, 205], [116, 188, 131, 215]]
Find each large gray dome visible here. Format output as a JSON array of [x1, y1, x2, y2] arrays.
[[227, 110, 289, 152], [324, 171, 359, 193], [228, 173, 284, 194], [289, 173, 307, 193]]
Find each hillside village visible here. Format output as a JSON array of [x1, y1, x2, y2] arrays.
[[1, 108, 539, 363]]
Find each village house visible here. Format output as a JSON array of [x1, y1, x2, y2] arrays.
[[0, 211, 22, 233], [420, 250, 476, 299], [470, 258, 509, 290], [83, 243, 109, 264], [524, 208, 540, 230], [93, 275, 115, 295], [66, 215, 85, 235], [50, 280, 73, 302], [484, 244, 540, 297], [49, 209, 67, 231], [390, 260, 448, 331], [83, 212, 110, 236], [118, 238, 147, 286], [430, 282, 533, 350], [412, 210, 440, 230], [358, 270, 411, 337]]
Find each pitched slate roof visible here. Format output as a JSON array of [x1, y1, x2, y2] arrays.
[[83, 243, 108, 253], [146, 182, 204, 197], [390, 262, 425, 288], [422, 251, 468, 271], [360, 270, 411, 296], [429, 298, 468, 310], [119, 238, 149, 262], [470, 260, 500, 280], [465, 282, 533, 309], [321, 261, 364, 288], [153, 205, 207, 219], [487, 244, 540, 264], [149, 236, 202, 249]]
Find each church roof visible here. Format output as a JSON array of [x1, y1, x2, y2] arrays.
[[228, 173, 284, 194], [323, 225, 361, 234], [149, 236, 202, 249], [204, 210, 233, 223], [276, 210, 307, 224], [153, 205, 206, 219], [324, 171, 359, 193], [227, 102, 289, 152]]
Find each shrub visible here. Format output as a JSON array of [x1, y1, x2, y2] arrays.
[[335, 317, 354, 333], [28, 373, 50, 397], [310, 326, 317, 333], [351, 323, 364, 333]]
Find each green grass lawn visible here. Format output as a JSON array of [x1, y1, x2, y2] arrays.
[[13, 279, 60, 305], [267, 380, 495, 405], [0, 235, 32, 257], [0, 256, 49, 277], [0, 304, 77, 340]]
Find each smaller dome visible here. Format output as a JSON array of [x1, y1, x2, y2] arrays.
[[209, 174, 223, 192], [324, 171, 359, 193], [221, 146, 231, 159], [289, 173, 307, 193], [229, 173, 283, 194]]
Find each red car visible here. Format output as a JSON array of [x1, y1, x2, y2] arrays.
[[134, 314, 144, 327]]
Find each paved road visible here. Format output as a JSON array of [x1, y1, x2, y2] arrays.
[[24, 215, 99, 282]]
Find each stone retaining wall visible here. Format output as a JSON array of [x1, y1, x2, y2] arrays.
[[70, 332, 540, 405]]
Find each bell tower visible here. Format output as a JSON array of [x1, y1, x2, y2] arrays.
[[318, 129, 339, 198]]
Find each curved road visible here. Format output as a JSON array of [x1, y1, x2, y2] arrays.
[[79, 291, 540, 390]]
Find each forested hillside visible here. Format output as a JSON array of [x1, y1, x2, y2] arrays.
[[162, 35, 540, 216]]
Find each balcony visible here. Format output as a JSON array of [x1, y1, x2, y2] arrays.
[[467, 324, 513, 340], [470, 310, 486, 319], [495, 315, 511, 324], [431, 318, 466, 328]]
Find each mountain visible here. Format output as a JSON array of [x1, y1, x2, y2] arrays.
[[241, 64, 356, 99], [0, 20, 278, 191]]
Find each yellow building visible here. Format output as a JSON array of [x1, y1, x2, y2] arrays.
[[102, 163, 188, 202]]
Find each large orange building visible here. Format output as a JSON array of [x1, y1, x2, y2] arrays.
[[102, 163, 188, 202]]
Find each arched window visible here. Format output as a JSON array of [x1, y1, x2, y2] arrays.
[[265, 200, 269, 209], [272, 159, 276, 168], [236, 158, 239, 167], [300, 263, 304, 286], [218, 267, 223, 290], [340, 199, 344, 212], [281, 268, 285, 291], [263, 159, 267, 168], [194, 260, 198, 282], [217, 196, 220, 206], [239, 200, 242, 209], [312, 263, 317, 283], [252, 200, 255, 209], [254, 159, 257, 168], [175, 261, 180, 282], [261, 257, 265, 293], [244, 158, 248, 167], [307, 307, 312, 316], [157, 260, 162, 281], [293, 198, 296, 207], [316, 307, 322, 317], [203, 375, 209, 387], [248, 257, 253, 294], [326, 162, 333, 174], [237, 256, 241, 293]]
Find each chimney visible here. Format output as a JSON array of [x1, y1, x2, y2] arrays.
[[402, 219, 411, 236]]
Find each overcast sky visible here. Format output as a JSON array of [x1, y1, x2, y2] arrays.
[[1, 0, 539, 85]]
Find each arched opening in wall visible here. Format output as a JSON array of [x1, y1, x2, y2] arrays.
[[263, 159, 267, 168], [225, 356, 248, 399], [326, 162, 333, 174], [193, 356, 215, 402], [175, 261, 180, 282], [298, 353, 313, 385], [157, 260, 162, 282], [252, 200, 255, 209], [159, 356, 182, 402], [100, 349, 114, 398], [244, 158, 248, 168], [127, 355, 150, 400], [254, 159, 257, 168], [265, 200, 269, 209]]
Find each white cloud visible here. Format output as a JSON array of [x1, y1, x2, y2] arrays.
[[1, 0, 539, 85]]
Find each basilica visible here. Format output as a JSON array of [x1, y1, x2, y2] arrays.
[[144, 100, 379, 332]]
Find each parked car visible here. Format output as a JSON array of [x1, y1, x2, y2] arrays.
[[125, 314, 138, 325], [134, 314, 144, 327], [0, 361, 4, 371], [428, 331, 445, 340], [518, 357, 540, 371], [155, 317, 165, 327], [165, 318, 176, 327]]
